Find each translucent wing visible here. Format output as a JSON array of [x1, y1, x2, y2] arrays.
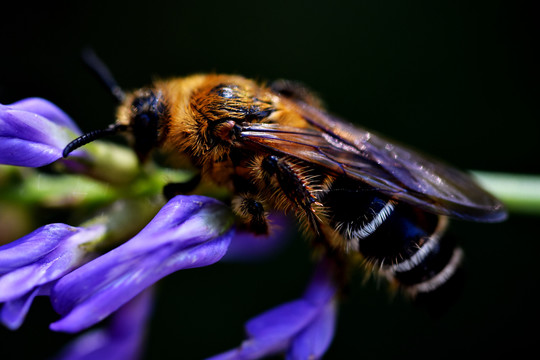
[[239, 99, 506, 222]]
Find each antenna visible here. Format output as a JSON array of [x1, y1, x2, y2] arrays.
[[63, 50, 129, 158], [63, 124, 129, 158], [81, 48, 126, 103]]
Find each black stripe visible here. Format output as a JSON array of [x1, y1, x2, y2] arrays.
[[391, 232, 457, 286]]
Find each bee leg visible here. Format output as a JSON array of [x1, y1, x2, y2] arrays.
[[162, 173, 201, 200], [261, 155, 322, 236], [231, 193, 269, 235], [268, 79, 324, 108]]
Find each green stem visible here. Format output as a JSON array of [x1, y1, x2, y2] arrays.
[[472, 171, 540, 216]]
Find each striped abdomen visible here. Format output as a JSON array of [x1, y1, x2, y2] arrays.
[[321, 177, 463, 296]]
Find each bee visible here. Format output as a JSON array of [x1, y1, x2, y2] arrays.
[[63, 52, 506, 296]]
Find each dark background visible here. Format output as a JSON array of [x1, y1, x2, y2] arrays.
[[1, 1, 538, 359]]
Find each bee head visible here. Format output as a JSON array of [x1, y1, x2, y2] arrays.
[[120, 88, 169, 161], [62, 50, 169, 162]]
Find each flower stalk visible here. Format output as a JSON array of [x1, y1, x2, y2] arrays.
[[472, 171, 540, 215]]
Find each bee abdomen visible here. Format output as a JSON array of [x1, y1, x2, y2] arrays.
[[321, 179, 462, 295], [358, 205, 461, 294], [377, 215, 463, 296]]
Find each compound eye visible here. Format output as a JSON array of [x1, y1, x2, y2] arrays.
[[131, 113, 159, 161], [129, 89, 167, 161], [133, 112, 152, 130]]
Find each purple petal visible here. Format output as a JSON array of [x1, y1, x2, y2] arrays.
[[287, 300, 337, 360], [222, 214, 293, 262], [50, 195, 234, 333], [0, 223, 78, 273], [9, 98, 81, 134], [207, 301, 319, 360], [0, 287, 40, 330], [0, 225, 104, 302], [54, 289, 154, 360], [206, 337, 290, 360], [245, 300, 318, 339], [288, 261, 338, 359], [302, 260, 337, 306], [208, 259, 339, 360], [0, 99, 79, 167], [52, 240, 229, 332]]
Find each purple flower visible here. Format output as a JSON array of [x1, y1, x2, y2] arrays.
[[1, 287, 42, 330], [50, 195, 234, 333], [54, 288, 154, 360], [207, 260, 338, 360], [0, 98, 82, 167], [0, 224, 105, 329]]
